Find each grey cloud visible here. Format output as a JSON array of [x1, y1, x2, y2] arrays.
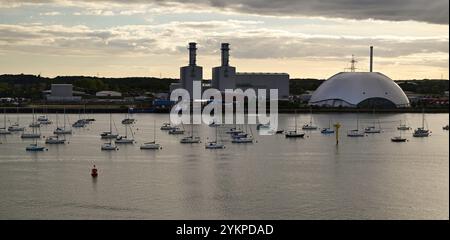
[[6, 0, 447, 24]]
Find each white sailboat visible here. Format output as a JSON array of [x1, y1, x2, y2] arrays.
[[8, 107, 25, 132], [168, 123, 185, 135], [302, 108, 318, 130], [205, 123, 225, 149], [54, 107, 72, 135], [391, 128, 407, 142], [285, 112, 305, 138], [231, 123, 254, 143], [21, 109, 41, 139], [413, 109, 430, 137], [180, 123, 201, 143], [347, 115, 365, 137], [100, 113, 119, 139], [45, 135, 66, 144], [141, 120, 162, 150], [364, 109, 381, 133], [0, 108, 11, 135], [25, 116, 46, 151], [115, 124, 135, 144], [101, 138, 118, 151]]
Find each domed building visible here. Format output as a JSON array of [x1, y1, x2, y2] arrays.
[[309, 47, 410, 108], [309, 72, 410, 108]]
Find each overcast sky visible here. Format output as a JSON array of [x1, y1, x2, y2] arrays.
[[0, 0, 448, 79]]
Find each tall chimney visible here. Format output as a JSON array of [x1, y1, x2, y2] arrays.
[[221, 43, 230, 67], [188, 42, 197, 66], [370, 46, 373, 72]]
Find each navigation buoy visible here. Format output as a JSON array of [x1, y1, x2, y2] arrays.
[[91, 165, 98, 178]]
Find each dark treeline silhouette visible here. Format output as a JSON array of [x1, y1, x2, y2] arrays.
[[0, 74, 448, 99]]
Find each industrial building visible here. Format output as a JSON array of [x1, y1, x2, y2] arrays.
[[45, 84, 82, 102], [309, 47, 410, 108], [174, 42, 289, 100]]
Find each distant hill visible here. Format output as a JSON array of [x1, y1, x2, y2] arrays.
[[0, 74, 448, 99]]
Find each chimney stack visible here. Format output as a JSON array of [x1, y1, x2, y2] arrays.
[[370, 46, 373, 72], [188, 42, 197, 66], [221, 43, 230, 67]]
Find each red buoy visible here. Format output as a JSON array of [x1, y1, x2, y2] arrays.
[[91, 165, 98, 178]]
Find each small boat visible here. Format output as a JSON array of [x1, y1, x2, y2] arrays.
[[72, 118, 87, 128], [231, 132, 248, 139], [21, 133, 41, 138], [413, 110, 430, 137], [91, 166, 98, 177], [22, 109, 41, 138], [168, 127, 185, 135], [180, 136, 201, 143], [209, 120, 221, 127], [26, 143, 46, 151], [364, 126, 381, 133], [115, 136, 134, 144], [121, 110, 136, 125], [205, 123, 225, 149], [45, 135, 66, 144], [205, 141, 225, 149], [160, 123, 174, 130], [321, 128, 335, 134], [121, 118, 135, 125], [347, 129, 365, 137], [348, 114, 365, 137], [0, 109, 11, 135], [115, 124, 135, 144], [397, 122, 411, 130], [443, 125, 449, 130], [275, 130, 284, 134], [141, 120, 162, 150], [101, 142, 118, 151], [140, 141, 161, 150], [37, 115, 48, 122], [225, 127, 243, 134], [231, 137, 254, 143], [256, 123, 270, 130], [29, 122, 41, 128], [8, 124, 25, 132], [101, 113, 119, 139], [285, 113, 305, 138], [391, 136, 407, 142], [285, 130, 305, 138], [53, 108, 72, 135], [302, 108, 318, 130]]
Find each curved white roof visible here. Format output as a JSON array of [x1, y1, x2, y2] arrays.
[[309, 72, 410, 107]]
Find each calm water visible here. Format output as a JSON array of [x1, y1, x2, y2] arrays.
[[0, 113, 448, 219]]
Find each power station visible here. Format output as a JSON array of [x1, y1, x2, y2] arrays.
[[171, 42, 290, 100]]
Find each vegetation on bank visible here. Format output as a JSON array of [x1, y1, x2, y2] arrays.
[[0, 74, 448, 100]]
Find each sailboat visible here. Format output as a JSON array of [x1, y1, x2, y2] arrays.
[[168, 123, 185, 134], [285, 112, 305, 138], [101, 137, 118, 151], [121, 109, 136, 125], [25, 117, 46, 151], [141, 120, 162, 150], [37, 106, 52, 125], [72, 110, 87, 128], [391, 128, 407, 142], [45, 135, 66, 144], [180, 123, 201, 143], [397, 119, 411, 130], [347, 114, 365, 137], [443, 125, 449, 130], [115, 124, 135, 144], [364, 109, 381, 133], [302, 108, 318, 130], [0, 108, 11, 135], [100, 113, 119, 139], [21, 109, 41, 139], [205, 124, 225, 149], [54, 107, 72, 135], [231, 123, 254, 143], [413, 109, 430, 137], [8, 107, 25, 132], [160, 122, 175, 130], [321, 118, 335, 134]]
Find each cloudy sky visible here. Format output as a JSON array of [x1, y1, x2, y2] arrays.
[[0, 0, 448, 79]]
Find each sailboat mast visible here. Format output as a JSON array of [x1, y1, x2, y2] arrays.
[[153, 119, 156, 142], [109, 113, 112, 133]]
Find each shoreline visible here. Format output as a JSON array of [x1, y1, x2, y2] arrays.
[[0, 106, 448, 114]]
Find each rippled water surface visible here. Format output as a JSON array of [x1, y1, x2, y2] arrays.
[[0, 113, 448, 219]]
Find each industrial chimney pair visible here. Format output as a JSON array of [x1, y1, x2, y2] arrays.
[[188, 42, 230, 67]]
